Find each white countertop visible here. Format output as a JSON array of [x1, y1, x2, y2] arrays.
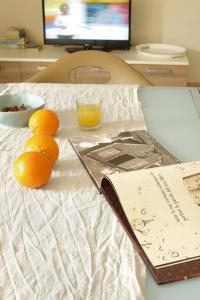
[[0, 46, 189, 65]]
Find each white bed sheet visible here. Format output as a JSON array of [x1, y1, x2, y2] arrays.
[[0, 83, 146, 300]]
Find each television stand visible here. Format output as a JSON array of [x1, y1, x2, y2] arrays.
[[0, 47, 189, 86]]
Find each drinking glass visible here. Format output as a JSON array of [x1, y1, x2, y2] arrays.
[[76, 97, 102, 130]]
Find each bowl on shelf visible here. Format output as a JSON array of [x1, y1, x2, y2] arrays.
[[0, 93, 45, 127]]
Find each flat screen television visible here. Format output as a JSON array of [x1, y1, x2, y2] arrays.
[[42, 0, 131, 52]]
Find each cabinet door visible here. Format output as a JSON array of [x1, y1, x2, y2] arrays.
[[21, 62, 50, 81], [0, 62, 22, 83], [132, 64, 188, 86], [72, 66, 111, 84]]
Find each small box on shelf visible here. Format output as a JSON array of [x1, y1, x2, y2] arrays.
[[4, 27, 26, 40]]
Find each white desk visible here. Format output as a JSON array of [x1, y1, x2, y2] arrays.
[[0, 47, 189, 86], [0, 47, 189, 65]]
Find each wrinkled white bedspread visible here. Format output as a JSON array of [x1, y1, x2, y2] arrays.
[[0, 83, 146, 300]]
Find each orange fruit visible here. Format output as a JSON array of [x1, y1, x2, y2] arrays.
[[14, 152, 52, 188], [29, 109, 59, 136], [24, 134, 59, 165]]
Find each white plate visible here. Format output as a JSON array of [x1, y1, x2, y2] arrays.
[[136, 43, 186, 58]]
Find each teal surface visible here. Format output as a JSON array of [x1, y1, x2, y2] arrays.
[[146, 270, 200, 300], [139, 87, 200, 300], [139, 87, 200, 162]]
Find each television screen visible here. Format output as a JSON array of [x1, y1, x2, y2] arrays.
[[42, 0, 131, 50]]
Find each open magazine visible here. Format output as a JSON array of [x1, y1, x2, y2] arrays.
[[69, 130, 179, 189], [70, 130, 200, 284], [101, 161, 200, 284]]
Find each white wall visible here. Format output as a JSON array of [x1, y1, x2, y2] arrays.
[[161, 0, 200, 82], [0, 0, 43, 45], [132, 0, 164, 44], [0, 0, 200, 82]]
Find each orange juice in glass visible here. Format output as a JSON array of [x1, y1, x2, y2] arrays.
[[76, 97, 102, 130]]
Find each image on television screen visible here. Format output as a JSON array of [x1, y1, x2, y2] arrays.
[[43, 0, 130, 42]]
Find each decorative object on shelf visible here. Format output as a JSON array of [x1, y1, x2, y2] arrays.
[[136, 43, 186, 58], [0, 27, 42, 51], [0, 27, 27, 49], [4, 27, 26, 40], [25, 41, 42, 52]]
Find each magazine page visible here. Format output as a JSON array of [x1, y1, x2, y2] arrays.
[[70, 130, 179, 189], [102, 161, 200, 283]]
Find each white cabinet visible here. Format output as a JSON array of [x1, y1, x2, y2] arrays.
[[0, 47, 189, 86]]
